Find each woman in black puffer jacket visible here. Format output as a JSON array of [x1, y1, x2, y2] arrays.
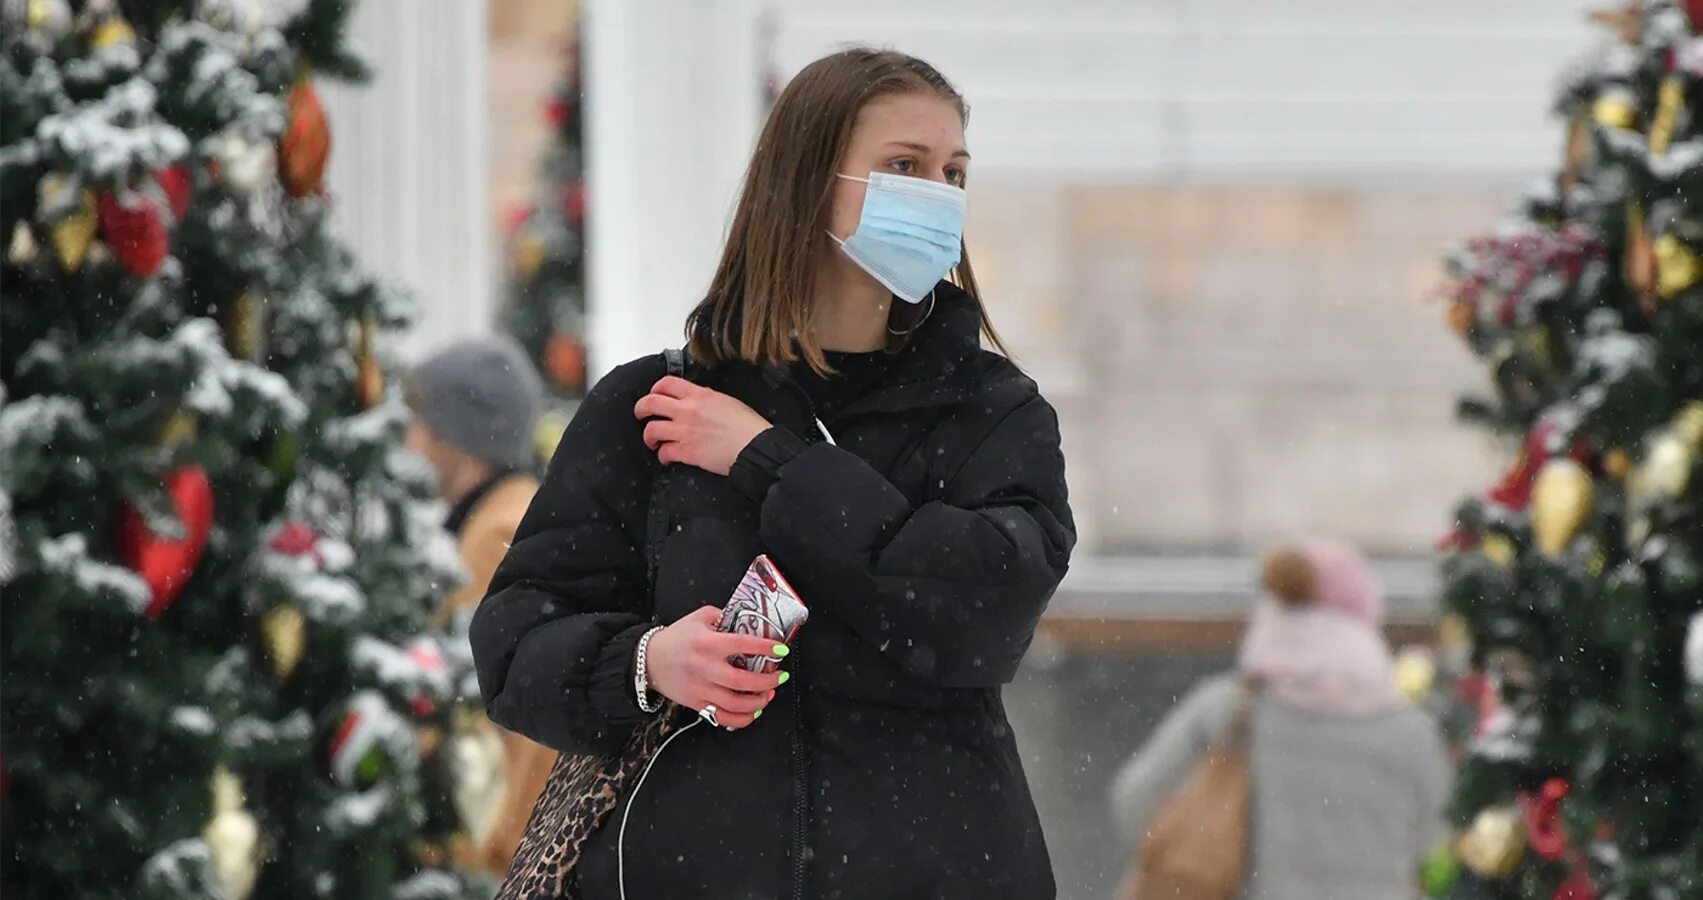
[[471, 46, 1075, 900]]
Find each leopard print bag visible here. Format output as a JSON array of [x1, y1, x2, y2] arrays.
[[496, 349, 692, 900], [496, 709, 686, 899]]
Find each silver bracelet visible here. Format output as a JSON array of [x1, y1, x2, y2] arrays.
[[633, 626, 666, 714]]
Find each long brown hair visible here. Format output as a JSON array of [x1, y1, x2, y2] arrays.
[[686, 47, 1008, 373]]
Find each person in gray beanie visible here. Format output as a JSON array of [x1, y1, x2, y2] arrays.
[[405, 335, 559, 873], [407, 336, 543, 475]]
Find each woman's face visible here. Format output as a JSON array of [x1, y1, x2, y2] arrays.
[[828, 91, 969, 241]]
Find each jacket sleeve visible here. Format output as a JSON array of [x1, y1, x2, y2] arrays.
[[733, 386, 1075, 688], [469, 359, 659, 755], [1108, 677, 1239, 845]]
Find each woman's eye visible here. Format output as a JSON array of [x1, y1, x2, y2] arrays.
[[945, 167, 966, 186], [890, 159, 915, 174]]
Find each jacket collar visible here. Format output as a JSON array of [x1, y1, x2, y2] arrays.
[[844, 279, 984, 416], [705, 280, 983, 423]]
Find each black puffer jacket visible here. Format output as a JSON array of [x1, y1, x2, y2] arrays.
[[471, 283, 1075, 899]]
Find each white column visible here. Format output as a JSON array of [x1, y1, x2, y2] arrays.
[[584, 0, 767, 379], [319, 0, 491, 362]]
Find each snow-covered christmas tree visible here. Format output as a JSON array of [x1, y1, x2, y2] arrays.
[[499, 14, 586, 464], [1423, 2, 1703, 897], [1, 2, 497, 897]]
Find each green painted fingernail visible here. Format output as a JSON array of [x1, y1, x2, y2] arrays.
[[753, 709, 763, 720], [778, 671, 791, 685], [773, 644, 790, 657]]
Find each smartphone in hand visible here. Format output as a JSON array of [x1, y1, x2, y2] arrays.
[[717, 554, 808, 673]]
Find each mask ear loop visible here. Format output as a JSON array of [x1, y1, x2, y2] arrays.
[[887, 290, 936, 336]]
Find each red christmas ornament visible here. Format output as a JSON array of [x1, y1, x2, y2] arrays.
[[117, 466, 214, 618], [563, 182, 586, 223], [1488, 424, 1593, 511], [406, 638, 447, 673], [269, 521, 321, 560], [1519, 777, 1571, 860], [405, 637, 448, 717], [1457, 671, 1503, 738], [1436, 527, 1475, 553], [156, 164, 193, 221], [545, 96, 572, 128], [1553, 868, 1598, 900], [503, 203, 530, 238], [280, 80, 332, 198], [97, 191, 169, 277], [545, 333, 587, 390]]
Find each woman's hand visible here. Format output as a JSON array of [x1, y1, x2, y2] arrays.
[[634, 376, 771, 476], [643, 606, 788, 730]]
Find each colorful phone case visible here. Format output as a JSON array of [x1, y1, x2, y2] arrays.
[[717, 554, 808, 673]]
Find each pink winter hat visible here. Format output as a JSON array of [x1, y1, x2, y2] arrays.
[[1260, 538, 1384, 625]]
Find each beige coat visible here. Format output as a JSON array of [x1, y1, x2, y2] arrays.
[[437, 474, 557, 876]]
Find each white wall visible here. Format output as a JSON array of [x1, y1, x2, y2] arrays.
[[320, 0, 490, 362], [768, 0, 1601, 180], [583, 0, 769, 378]]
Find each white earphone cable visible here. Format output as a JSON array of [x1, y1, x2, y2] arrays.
[[618, 717, 701, 900]]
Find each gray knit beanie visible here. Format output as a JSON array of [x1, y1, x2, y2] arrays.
[[407, 337, 544, 470]]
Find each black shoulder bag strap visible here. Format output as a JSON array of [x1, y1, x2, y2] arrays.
[[643, 348, 688, 595]]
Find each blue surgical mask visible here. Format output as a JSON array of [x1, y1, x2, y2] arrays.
[[828, 172, 966, 304]]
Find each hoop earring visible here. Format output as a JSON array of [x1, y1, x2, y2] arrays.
[[887, 290, 936, 336]]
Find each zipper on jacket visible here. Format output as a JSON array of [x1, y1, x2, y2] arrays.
[[776, 373, 822, 900], [790, 684, 808, 900]]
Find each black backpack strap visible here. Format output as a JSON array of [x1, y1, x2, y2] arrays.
[[643, 349, 689, 596]]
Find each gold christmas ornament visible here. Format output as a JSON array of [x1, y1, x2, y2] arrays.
[[1456, 807, 1527, 879], [449, 706, 507, 848], [1446, 299, 1475, 336], [1651, 75, 1684, 155], [26, 0, 71, 36], [1438, 613, 1472, 665], [1592, 95, 1639, 131], [1482, 534, 1517, 568], [8, 222, 38, 264], [1630, 515, 1653, 547], [514, 229, 546, 277], [261, 604, 306, 680], [203, 766, 260, 900], [1675, 401, 1703, 450], [227, 292, 265, 362], [158, 412, 198, 448], [41, 175, 98, 271], [1654, 234, 1703, 298], [1605, 449, 1633, 480], [534, 410, 569, 465], [1531, 459, 1594, 557], [89, 18, 136, 49], [1627, 203, 1657, 305], [1394, 648, 1437, 702], [1641, 431, 1694, 499]]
